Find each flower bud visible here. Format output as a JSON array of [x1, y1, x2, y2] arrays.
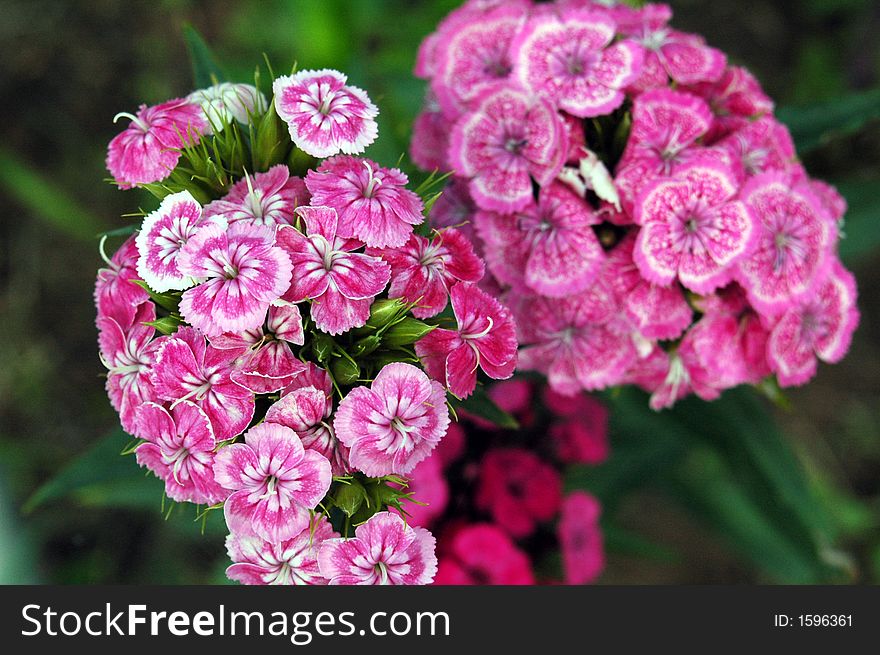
[[311, 333, 336, 363], [383, 318, 436, 347], [334, 479, 367, 517], [350, 334, 382, 358], [330, 357, 360, 386], [144, 315, 183, 335], [252, 102, 291, 170]]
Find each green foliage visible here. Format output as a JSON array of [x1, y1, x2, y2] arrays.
[[778, 88, 880, 152], [451, 388, 519, 430], [183, 24, 227, 88]]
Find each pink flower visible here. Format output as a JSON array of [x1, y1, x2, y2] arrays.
[[151, 327, 255, 441], [94, 235, 150, 326], [431, 4, 526, 115], [367, 228, 484, 318], [687, 65, 774, 137], [214, 422, 332, 543], [558, 491, 604, 585], [134, 401, 227, 505], [267, 375, 351, 476], [334, 362, 450, 477], [410, 103, 450, 171], [305, 156, 424, 248], [318, 511, 437, 585], [225, 516, 338, 586], [402, 455, 449, 528], [624, 5, 726, 87], [434, 523, 534, 585], [98, 302, 158, 434], [276, 206, 391, 335], [273, 69, 378, 158], [512, 9, 643, 117], [634, 161, 755, 294], [106, 98, 208, 189], [209, 302, 307, 394], [177, 222, 292, 337], [768, 259, 859, 387], [449, 86, 565, 213], [135, 190, 224, 293], [546, 390, 610, 465], [203, 165, 309, 227], [515, 292, 637, 394], [476, 448, 562, 539], [474, 182, 604, 298], [718, 116, 796, 182], [415, 283, 518, 398], [735, 172, 833, 315]]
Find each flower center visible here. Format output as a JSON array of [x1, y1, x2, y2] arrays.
[[113, 111, 150, 133], [362, 161, 383, 198], [642, 29, 669, 51], [505, 137, 528, 155], [373, 561, 390, 585]]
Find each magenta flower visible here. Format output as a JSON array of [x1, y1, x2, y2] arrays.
[[225, 516, 338, 586], [317, 511, 437, 585], [204, 165, 309, 227], [735, 172, 833, 315], [434, 524, 534, 585], [177, 222, 292, 337], [634, 161, 755, 294], [545, 389, 610, 465], [416, 283, 517, 399], [214, 422, 332, 544], [476, 448, 562, 538], [517, 290, 638, 394], [209, 302, 307, 394], [410, 103, 450, 172], [512, 9, 643, 118], [449, 86, 565, 213], [305, 156, 425, 248], [334, 362, 449, 477], [558, 491, 604, 585], [267, 374, 351, 476], [273, 69, 378, 158], [622, 4, 726, 88], [94, 235, 150, 326], [768, 260, 859, 387], [718, 116, 796, 182], [135, 190, 224, 293], [276, 206, 390, 335], [368, 228, 484, 318], [402, 455, 449, 528], [431, 4, 526, 114], [687, 65, 775, 136], [98, 302, 159, 434], [106, 98, 208, 189], [475, 182, 604, 298], [151, 327, 255, 441], [134, 401, 227, 505]]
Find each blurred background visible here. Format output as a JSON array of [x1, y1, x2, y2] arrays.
[[1, 0, 878, 584]]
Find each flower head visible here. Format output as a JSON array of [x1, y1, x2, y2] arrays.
[[434, 523, 534, 585], [558, 491, 604, 585], [214, 422, 332, 543], [334, 362, 450, 477], [204, 165, 309, 227], [177, 222, 292, 336], [273, 69, 378, 158], [317, 511, 437, 585], [305, 156, 424, 248], [94, 235, 150, 326], [276, 206, 391, 335]]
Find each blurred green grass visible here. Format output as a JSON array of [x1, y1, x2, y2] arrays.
[[0, 0, 878, 584]]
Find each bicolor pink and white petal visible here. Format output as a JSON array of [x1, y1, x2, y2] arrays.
[[203, 165, 309, 227]]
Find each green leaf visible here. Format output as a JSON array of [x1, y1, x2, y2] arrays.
[[835, 179, 880, 265], [182, 24, 227, 88], [451, 388, 519, 429], [0, 146, 103, 240], [132, 280, 181, 312], [777, 88, 880, 152], [23, 429, 160, 513]]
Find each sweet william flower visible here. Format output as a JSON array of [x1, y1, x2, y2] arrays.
[[416, 283, 517, 399], [402, 455, 449, 528], [94, 235, 150, 326], [151, 326, 255, 441], [106, 98, 209, 189], [449, 86, 565, 213], [433, 523, 534, 585], [177, 222, 293, 337], [134, 401, 227, 505], [305, 156, 424, 248], [214, 422, 332, 544], [558, 491, 604, 585], [334, 362, 450, 477], [135, 190, 225, 293], [273, 69, 378, 158], [317, 511, 437, 585], [203, 165, 309, 227], [367, 227, 484, 318], [276, 206, 390, 335], [512, 9, 643, 118], [225, 516, 338, 586]]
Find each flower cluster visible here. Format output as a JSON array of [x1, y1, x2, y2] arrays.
[[412, 0, 859, 409], [96, 66, 519, 585], [400, 378, 607, 585]]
